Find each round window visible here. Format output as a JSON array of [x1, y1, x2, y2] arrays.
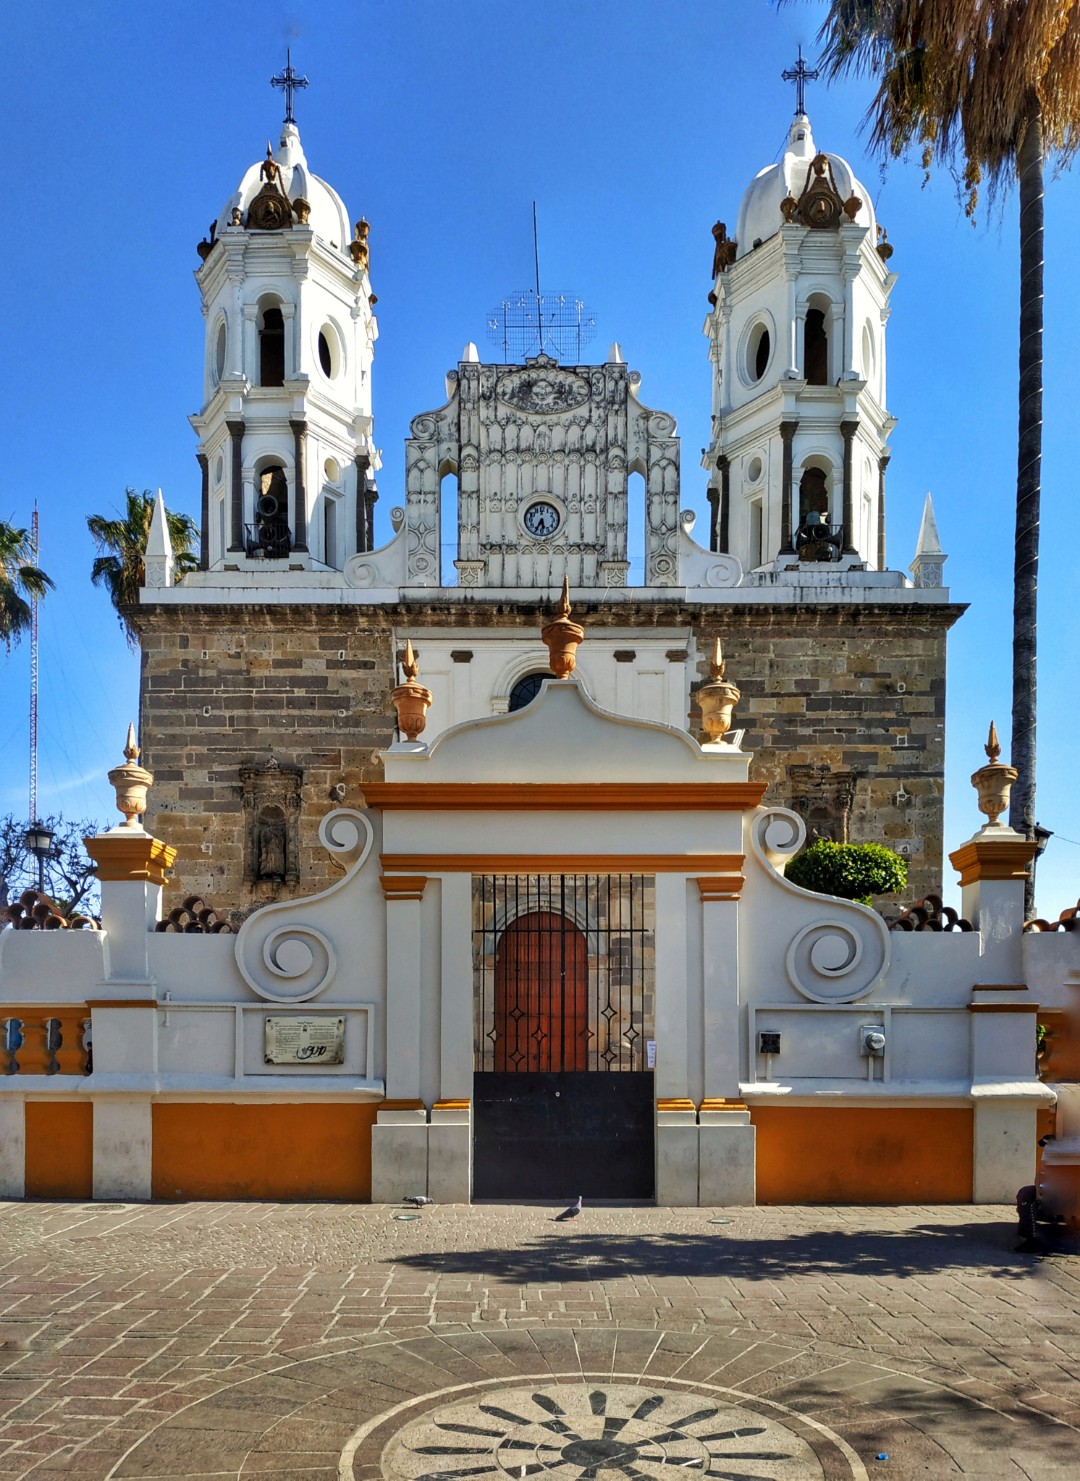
[[747, 455, 763, 483], [214, 454, 224, 486], [324, 457, 341, 484], [317, 324, 342, 380]]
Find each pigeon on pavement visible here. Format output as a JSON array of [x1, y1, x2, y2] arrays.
[[404, 1195, 433, 1207], [555, 1196, 582, 1222]]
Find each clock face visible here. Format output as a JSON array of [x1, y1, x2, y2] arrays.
[[523, 501, 560, 538]]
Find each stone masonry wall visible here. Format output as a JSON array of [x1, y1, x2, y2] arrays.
[[133, 597, 962, 917]]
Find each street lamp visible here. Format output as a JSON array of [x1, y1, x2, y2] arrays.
[[1032, 823, 1054, 916], [23, 822, 54, 895]]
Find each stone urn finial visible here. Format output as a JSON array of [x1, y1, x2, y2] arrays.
[[971, 720, 1018, 827], [108, 723, 154, 828], [541, 576, 585, 679], [391, 639, 433, 741], [696, 638, 742, 743]]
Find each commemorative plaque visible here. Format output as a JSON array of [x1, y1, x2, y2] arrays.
[[264, 1016, 345, 1066]]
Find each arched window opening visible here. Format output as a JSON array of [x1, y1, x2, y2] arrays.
[[804, 308, 828, 385], [796, 465, 841, 562], [213, 320, 226, 384], [251, 464, 290, 558], [627, 468, 646, 584], [508, 672, 551, 712], [748, 499, 763, 568], [493, 911, 589, 1072], [439, 468, 458, 586], [258, 305, 285, 387], [323, 495, 340, 569]]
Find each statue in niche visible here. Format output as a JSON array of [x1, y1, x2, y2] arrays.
[[255, 809, 287, 881]]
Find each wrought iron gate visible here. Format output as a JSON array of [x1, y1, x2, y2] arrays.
[[472, 875, 655, 1199]]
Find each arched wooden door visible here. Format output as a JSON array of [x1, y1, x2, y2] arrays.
[[493, 911, 588, 1072]]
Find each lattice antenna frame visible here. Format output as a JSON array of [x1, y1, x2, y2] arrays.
[[487, 290, 597, 364]]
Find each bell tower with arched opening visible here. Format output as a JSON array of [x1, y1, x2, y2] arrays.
[[190, 113, 380, 574], [702, 111, 896, 575]]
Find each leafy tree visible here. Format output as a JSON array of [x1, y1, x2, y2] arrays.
[[87, 489, 198, 647], [0, 815, 102, 920], [785, 838, 908, 906], [0, 519, 54, 652], [802, 0, 1080, 914]]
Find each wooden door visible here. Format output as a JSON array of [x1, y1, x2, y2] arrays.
[[493, 910, 588, 1072]]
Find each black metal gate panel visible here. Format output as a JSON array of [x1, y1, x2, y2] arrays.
[[473, 1071, 655, 1199], [472, 876, 655, 1200]]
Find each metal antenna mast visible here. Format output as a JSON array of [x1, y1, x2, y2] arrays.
[[532, 203, 544, 355], [28, 505, 39, 828]]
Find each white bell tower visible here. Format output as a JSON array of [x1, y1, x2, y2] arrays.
[[702, 96, 897, 576], [189, 70, 379, 574]]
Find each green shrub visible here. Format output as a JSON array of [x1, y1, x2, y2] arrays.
[[784, 838, 908, 906]]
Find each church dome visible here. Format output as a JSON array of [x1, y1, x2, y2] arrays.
[[216, 124, 352, 251], [734, 115, 875, 258]]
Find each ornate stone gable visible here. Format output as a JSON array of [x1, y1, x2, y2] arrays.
[[403, 353, 680, 589]]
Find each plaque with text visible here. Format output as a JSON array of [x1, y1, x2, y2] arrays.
[[264, 1016, 345, 1066]]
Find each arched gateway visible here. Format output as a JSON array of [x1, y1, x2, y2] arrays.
[[473, 877, 656, 1199]]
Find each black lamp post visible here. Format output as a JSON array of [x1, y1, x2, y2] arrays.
[[23, 822, 54, 895], [1032, 822, 1053, 914]]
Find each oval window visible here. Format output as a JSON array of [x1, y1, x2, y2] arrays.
[[214, 321, 226, 383], [324, 457, 341, 484], [747, 455, 763, 483], [746, 322, 771, 384], [318, 331, 333, 378]]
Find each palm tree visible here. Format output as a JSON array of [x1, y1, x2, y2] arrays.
[[87, 489, 198, 647], [0, 519, 54, 651], [806, 0, 1080, 914]]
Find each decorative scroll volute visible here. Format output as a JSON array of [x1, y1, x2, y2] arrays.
[[234, 809, 375, 1003], [748, 806, 890, 1004]]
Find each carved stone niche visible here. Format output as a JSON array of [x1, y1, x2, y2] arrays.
[[788, 764, 857, 844], [241, 759, 303, 889]]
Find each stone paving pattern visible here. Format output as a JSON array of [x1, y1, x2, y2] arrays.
[[0, 1201, 1077, 1479]]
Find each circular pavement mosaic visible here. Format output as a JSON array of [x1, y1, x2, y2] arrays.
[[371, 1382, 845, 1481]]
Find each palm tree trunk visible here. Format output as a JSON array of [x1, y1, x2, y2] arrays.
[[1009, 105, 1043, 920]]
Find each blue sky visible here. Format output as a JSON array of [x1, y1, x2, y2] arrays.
[[1, 0, 1077, 915]]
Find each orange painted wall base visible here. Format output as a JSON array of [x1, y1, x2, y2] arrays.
[[750, 1106, 974, 1204], [151, 1103, 377, 1201], [24, 1102, 93, 1199]]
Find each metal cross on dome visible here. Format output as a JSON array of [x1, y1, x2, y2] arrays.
[[782, 45, 819, 116], [270, 50, 309, 126]]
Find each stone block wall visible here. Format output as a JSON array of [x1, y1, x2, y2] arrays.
[[133, 596, 962, 915]]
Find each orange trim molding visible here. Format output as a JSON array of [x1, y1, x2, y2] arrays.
[[949, 836, 1037, 886], [696, 875, 746, 901], [380, 875, 427, 901], [699, 1098, 748, 1111], [969, 1002, 1039, 1013], [363, 782, 766, 812], [656, 1098, 697, 1113], [85, 833, 176, 886], [86, 999, 158, 1009], [378, 1098, 426, 1111], [432, 1099, 470, 1111], [381, 853, 745, 875]]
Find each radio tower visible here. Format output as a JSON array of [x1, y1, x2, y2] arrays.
[[28, 505, 39, 829]]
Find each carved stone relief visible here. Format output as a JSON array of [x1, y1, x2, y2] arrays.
[[241, 759, 302, 889], [788, 764, 857, 843]]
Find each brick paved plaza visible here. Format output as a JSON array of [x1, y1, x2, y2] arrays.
[[0, 1201, 1078, 1479]]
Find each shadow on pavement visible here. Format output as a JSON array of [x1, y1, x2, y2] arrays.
[[386, 1220, 1060, 1283]]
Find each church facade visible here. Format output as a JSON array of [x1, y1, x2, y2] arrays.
[[134, 105, 961, 915]]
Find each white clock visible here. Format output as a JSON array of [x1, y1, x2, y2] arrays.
[[523, 500, 560, 538]]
